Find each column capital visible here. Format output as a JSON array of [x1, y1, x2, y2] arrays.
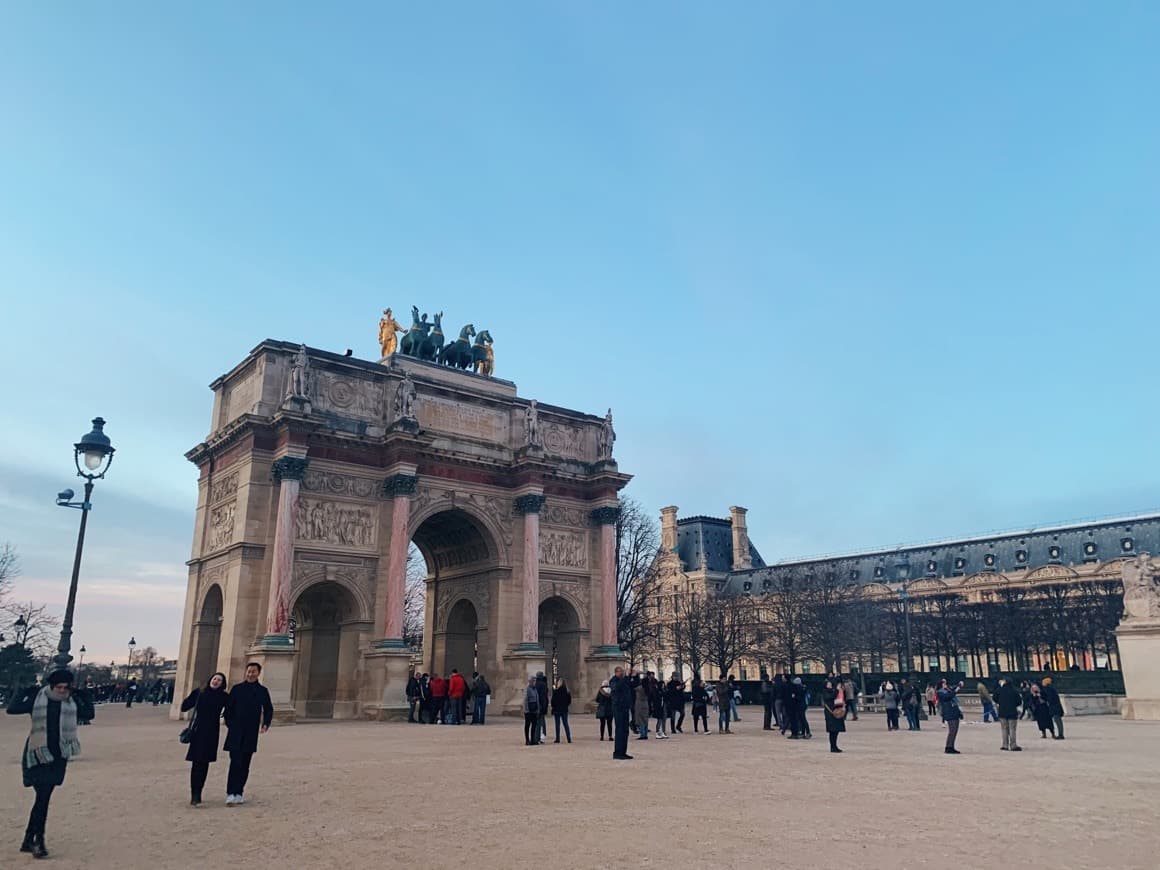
[[514, 494, 546, 515], [590, 505, 621, 526], [272, 456, 309, 483], [383, 473, 418, 498]]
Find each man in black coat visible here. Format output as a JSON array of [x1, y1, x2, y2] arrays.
[[609, 665, 638, 760], [223, 662, 273, 806], [773, 674, 789, 734], [995, 677, 1023, 752]]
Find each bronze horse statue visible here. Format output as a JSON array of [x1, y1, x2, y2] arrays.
[[472, 329, 494, 376], [440, 324, 476, 369]]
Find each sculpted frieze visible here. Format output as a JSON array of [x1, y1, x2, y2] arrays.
[[543, 504, 586, 528], [295, 497, 378, 549], [208, 470, 239, 506], [540, 529, 588, 569], [313, 370, 384, 421], [302, 469, 380, 500], [541, 423, 586, 461], [206, 500, 237, 553]]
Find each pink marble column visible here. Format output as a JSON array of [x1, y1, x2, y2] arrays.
[[381, 473, 416, 643], [265, 457, 309, 640], [515, 494, 545, 646], [591, 505, 621, 650]]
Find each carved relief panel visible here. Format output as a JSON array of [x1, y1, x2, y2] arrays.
[[294, 497, 378, 549], [312, 370, 384, 421], [302, 469, 380, 500], [419, 396, 508, 442], [206, 501, 237, 553], [540, 529, 588, 570]]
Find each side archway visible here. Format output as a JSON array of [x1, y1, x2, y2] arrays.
[[190, 584, 223, 686], [539, 595, 582, 691]]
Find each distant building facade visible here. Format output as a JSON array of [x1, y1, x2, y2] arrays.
[[645, 507, 1149, 679]]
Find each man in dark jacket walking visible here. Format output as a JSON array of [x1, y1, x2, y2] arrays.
[[609, 665, 637, 760], [1041, 678, 1065, 740], [995, 677, 1023, 751], [760, 672, 775, 730], [223, 662, 274, 806], [773, 674, 789, 734]]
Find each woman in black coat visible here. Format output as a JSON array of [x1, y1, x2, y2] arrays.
[[180, 673, 228, 806], [822, 678, 846, 753], [7, 669, 80, 859]]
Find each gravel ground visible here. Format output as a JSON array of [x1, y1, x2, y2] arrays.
[[2, 704, 1158, 869]]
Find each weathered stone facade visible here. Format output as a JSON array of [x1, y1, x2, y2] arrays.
[[172, 341, 629, 722]]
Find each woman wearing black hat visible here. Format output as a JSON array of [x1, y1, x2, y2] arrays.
[[180, 672, 229, 806], [6, 669, 80, 859]]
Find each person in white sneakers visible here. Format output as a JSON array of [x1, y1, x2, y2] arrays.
[[223, 663, 273, 805]]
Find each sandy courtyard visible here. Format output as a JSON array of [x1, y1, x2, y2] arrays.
[[2, 704, 1158, 869]]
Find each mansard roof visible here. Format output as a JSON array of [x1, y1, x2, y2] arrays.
[[676, 515, 766, 574], [717, 511, 1159, 596]]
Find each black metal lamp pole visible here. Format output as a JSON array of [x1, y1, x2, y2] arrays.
[[901, 587, 913, 677], [53, 418, 115, 672]]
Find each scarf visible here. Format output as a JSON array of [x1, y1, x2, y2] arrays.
[[26, 687, 80, 767]]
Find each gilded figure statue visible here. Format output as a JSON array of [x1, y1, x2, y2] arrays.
[[378, 308, 404, 357]]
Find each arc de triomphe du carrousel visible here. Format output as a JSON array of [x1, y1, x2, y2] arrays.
[[171, 316, 629, 721]]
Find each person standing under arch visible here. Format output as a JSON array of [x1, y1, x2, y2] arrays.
[[551, 677, 572, 743]]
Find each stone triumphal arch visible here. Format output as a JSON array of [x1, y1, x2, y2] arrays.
[[172, 338, 629, 721]]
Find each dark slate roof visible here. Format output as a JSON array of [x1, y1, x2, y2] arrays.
[[718, 512, 1160, 596], [676, 516, 766, 574]]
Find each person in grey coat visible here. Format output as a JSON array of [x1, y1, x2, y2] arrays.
[[879, 681, 902, 731]]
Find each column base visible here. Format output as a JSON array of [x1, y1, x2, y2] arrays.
[[589, 644, 624, 658], [245, 639, 298, 724], [361, 644, 414, 721], [502, 644, 547, 716]]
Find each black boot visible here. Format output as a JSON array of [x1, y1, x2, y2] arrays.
[[33, 834, 48, 859], [20, 832, 35, 854]]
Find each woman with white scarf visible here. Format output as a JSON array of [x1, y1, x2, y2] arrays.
[[6, 669, 80, 859]]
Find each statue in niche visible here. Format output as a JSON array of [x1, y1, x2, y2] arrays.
[[525, 400, 541, 447], [286, 344, 310, 401], [394, 371, 418, 421], [597, 408, 615, 460]]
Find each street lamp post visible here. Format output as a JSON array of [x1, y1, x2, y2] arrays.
[[78, 645, 86, 676], [128, 637, 136, 677], [52, 418, 115, 672], [900, 587, 913, 677]]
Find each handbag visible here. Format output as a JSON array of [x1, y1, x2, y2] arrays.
[[826, 704, 847, 720], [179, 707, 198, 744]]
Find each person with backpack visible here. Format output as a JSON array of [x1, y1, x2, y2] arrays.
[[900, 679, 921, 731], [471, 672, 491, 725], [879, 681, 901, 731]]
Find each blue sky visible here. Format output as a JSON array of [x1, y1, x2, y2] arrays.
[[2, 4, 1158, 663]]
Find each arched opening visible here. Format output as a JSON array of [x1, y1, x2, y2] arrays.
[[413, 508, 498, 680], [444, 599, 479, 677], [190, 584, 223, 685], [539, 596, 581, 691], [291, 581, 362, 719]]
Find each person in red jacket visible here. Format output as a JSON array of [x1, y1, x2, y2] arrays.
[[428, 674, 448, 725], [447, 670, 468, 725]]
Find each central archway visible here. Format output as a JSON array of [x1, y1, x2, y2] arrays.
[[291, 581, 362, 719], [539, 596, 581, 690], [412, 507, 501, 682]]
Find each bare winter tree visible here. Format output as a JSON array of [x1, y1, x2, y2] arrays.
[[705, 595, 754, 679], [796, 561, 864, 673], [759, 569, 810, 674], [2, 601, 61, 659], [0, 542, 18, 608], [403, 544, 427, 651], [615, 496, 662, 665], [670, 588, 713, 680]]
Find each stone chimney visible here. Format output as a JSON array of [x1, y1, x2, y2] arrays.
[[661, 506, 679, 552], [729, 506, 752, 570]]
